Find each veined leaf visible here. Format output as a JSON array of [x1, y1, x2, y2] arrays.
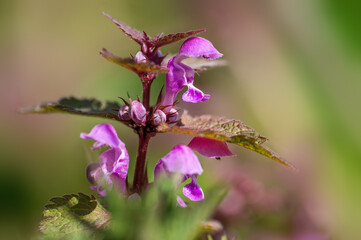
[[103, 12, 144, 44], [100, 48, 168, 73], [21, 97, 123, 122], [103, 12, 205, 50], [158, 112, 295, 169], [151, 29, 206, 48], [40, 193, 110, 238]]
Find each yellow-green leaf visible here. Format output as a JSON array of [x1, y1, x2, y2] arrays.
[[158, 112, 295, 169], [40, 193, 110, 238]]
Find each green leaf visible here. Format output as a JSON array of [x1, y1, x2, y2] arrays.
[[158, 112, 295, 169], [100, 48, 168, 73], [207, 234, 228, 240], [21, 96, 124, 122], [40, 193, 110, 238], [105, 175, 226, 240]]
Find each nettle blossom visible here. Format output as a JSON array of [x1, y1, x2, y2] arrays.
[[188, 137, 235, 159], [161, 37, 222, 110], [154, 145, 204, 207], [81, 124, 129, 196]]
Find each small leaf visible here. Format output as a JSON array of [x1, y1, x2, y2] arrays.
[[103, 12, 144, 44], [100, 48, 168, 73], [40, 193, 110, 238], [151, 29, 206, 48], [21, 97, 123, 122], [158, 112, 295, 169]]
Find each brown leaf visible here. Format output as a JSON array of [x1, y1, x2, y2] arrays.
[[103, 12, 144, 44], [100, 48, 168, 73], [158, 112, 295, 169], [151, 29, 206, 48]]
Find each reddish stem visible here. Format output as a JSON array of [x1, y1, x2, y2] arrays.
[[132, 131, 151, 192], [142, 80, 151, 110]]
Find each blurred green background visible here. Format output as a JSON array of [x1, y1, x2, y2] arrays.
[[0, 0, 360, 239]]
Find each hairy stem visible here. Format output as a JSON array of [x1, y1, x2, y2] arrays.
[[133, 70, 155, 192], [133, 131, 151, 192], [142, 80, 151, 110]]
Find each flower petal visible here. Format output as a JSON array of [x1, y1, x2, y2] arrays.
[[160, 145, 203, 176], [178, 62, 194, 84], [183, 176, 204, 201], [99, 147, 129, 179], [177, 196, 187, 208], [80, 124, 124, 149], [86, 162, 102, 185], [161, 58, 188, 110], [90, 185, 106, 196], [182, 84, 210, 103], [177, 37, 223, 60], [154, 159, 166, 180], [188, 137, 235, 158], [96, 147, 129, 194], [166, 57, 188, 92]]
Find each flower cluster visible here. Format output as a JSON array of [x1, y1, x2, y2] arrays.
[[81, 35, 233, 206]]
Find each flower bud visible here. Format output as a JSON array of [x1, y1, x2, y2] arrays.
[[130, 100, 147, 124], [152, 109, 166, 126], [167, 108, 179, 123], [134, 51, 147, 63], [118, 105, 131, 121]]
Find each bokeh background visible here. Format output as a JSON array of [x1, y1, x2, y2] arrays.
[[1, 0, 360, 239]]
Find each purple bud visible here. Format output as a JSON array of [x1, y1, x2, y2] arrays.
[[134, 51, 147, 63], [152, 109, 166, 126], [119, 105, 131, 121], [130, 100, 147, 124], [167, 108, 179, 123]]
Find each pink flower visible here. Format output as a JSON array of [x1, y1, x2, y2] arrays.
[[161, 37, 222, 111], [154, 145, 204, 207], [81, 124, 129, 195]]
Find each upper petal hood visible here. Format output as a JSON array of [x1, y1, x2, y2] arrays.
[[176, 37, 223, 61], [80, 123, 125, 149], [159, 145, 203, 176]]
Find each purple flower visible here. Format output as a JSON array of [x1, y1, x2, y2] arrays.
[[155, 145, 204, 207], [188, 137, 235, 158], [130, 100, 147, 124], [161, 37, 222, 110], [81, 124, 129, 196]]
